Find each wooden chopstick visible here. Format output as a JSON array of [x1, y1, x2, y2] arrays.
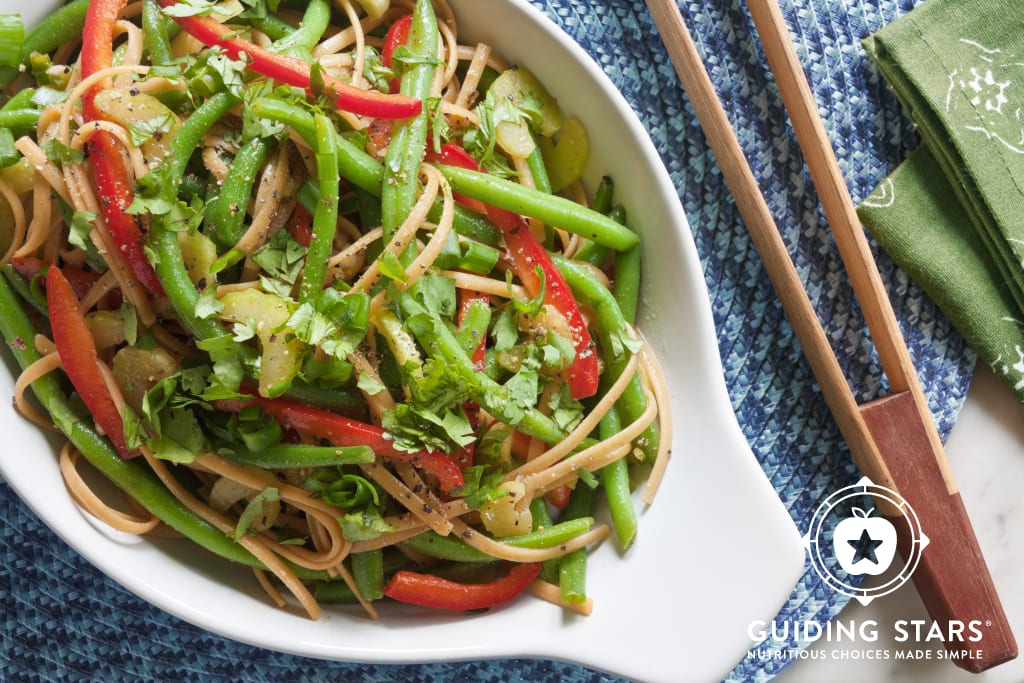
[[641, 0, 884, 483], [644, 0, 1016, 671]]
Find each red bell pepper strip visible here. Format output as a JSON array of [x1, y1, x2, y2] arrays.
[[430, 144, 599, 399], [384, 562, 541, 611], [157, 1, 421, 119], [382, 13, 412, 93], [285, 204, 313, 248], [81, 0, 165, 295], [215, 396, 463, 493], [12, 257, 123, 310], [47, 267, 135, 457], [382, 14, 412, 68]]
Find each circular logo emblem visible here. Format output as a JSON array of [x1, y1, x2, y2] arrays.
[[802, 476, 929, 605]]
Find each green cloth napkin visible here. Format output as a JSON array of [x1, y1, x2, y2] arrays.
[[858, 0, 1024, 399]]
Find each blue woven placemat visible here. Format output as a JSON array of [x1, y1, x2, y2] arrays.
[[0, 1, 974, 681]]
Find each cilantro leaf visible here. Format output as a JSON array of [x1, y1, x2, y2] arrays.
[[127, 111, 177, 147], [376, 251, 408, 283], [116, 304, 139, 346], [453, 465, 507, 509], [409, 358, 471, 411], [122, 405, 148, 450], [194, 286, 224, 321], [492, 307, 519, 352], [68, 210, 110, 272], [508, 266, 546, 317], [356, 372, 386, 396], [606, 326, 644, 358], [197, 334, 251, 400], [304, 471, 380, 509], [149, 406, 206, 463], [340, 507, 395, 542], [231, 487, 280, 539], [546, 382, 584, 432], [41, 139, 84, 168], [407, 274, 456, 319], [503, 368, 539, 410], [127, 163, 178, 217], [68, 210, 96, 252], [381, 403, 475, 455], [543, 331, 576, 368], [231, 319, 258, 342], [161, 0, 232, 18], [251, 230, 306, 286], [286, 289, 368, 360]]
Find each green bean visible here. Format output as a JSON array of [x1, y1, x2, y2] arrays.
[[399, 292, 565, 444], [443, 203, 501, 246], [501, 516, 594, 549], [0, 109, 41, 134], [168, 92, 238, 180], [526, 145, 558, 249], [437, 165, 639, 251], [559, 547, 587, 604], [591, 176, 614, 214], [218, 443, 374, 468], [403, 530, 494, 563], [611, 207, 641, 326], [298, 114, 339, 301], [558, 480, 594, 604], [283, 380, 368, 421], [529, 496, 560, 583], [141, 0, 174, 67], [406, 516, 597, 562], [526, 146, 552, 195], [572, 177, 614, 266], [1, 87, 35, 112], [561, 482, 595, 522], [205, 137, 272, 248], [271, 0, 330, 60], [148, 92, 238, 340], [296, 179, 320, 214], [251, 97, 383, 195], [247, 15, 296, 41], [295, 179, 360, 219], [251, 97, 501, 246], [0, 274, 324, 580], [0, 129, 16, 168], [456, 241, 501, 274], [598, 406, 637, 549], [16, 0, 89, 66], [315, 579, 358, 603], [380, 0, 437, 248], [571, 240, 607, 268], [352, 548, 385, 601], [1, 265, 47, 316], [607, 206, 627, 228], [553, 254, 660, 463]]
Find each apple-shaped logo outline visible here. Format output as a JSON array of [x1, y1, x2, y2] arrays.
[[801, 476, 929, 606], [831, 506, 897, 576]]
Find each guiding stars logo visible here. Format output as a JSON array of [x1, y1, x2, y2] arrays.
[[803, 476, 929, 605]]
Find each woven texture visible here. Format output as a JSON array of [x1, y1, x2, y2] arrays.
[[0, 1, 973, 682]]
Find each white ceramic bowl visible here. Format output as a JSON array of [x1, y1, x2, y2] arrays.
[[1, 2, 804, 681], [11, 2, 56, 36]]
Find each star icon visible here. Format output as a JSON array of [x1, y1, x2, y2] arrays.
[[847, 529, 884, 565]]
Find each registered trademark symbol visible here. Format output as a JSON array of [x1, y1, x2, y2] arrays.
[[986, 620, 993, 627]]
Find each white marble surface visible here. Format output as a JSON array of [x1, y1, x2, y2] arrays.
[[776, 365, 1024, 682]]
